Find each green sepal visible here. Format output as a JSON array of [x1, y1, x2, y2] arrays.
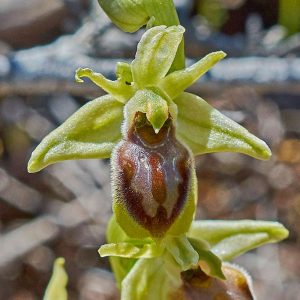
[[188, 220, 289, 261], [174, 92, 272, 160], [160, 51, 226, 99], [131, 25, 185, 88], [106, 215, 137, 288], [43, 258, 68, 300], [121, 255, 181, 300], [28, 95, 123, 173], [99, 242, 163, 259], [123, 89, 169, 133], [75, 68, 134, 103], [188, 238, 225, 279]]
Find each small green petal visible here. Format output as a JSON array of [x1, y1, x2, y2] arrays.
[[165, 235, 199, 271], [124, 89, 169, 133], [28, 95, 123, 173], [188, 220, 289, 261], [99, 242, 163, 259], [116, 62, 133, 84], [43, 258, 68, 300], [160, 51, 226, 99], [121, 256, 181, 300], [76, 68, 134, 103], [174, 92, 272, 160], [131, 25, 185, 88], [188, 238, 225, 279]]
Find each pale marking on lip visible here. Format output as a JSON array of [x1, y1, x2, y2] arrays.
[[129, 143, 184, 219], [161, 155, 181, 218], [130, 149, 159, 218]]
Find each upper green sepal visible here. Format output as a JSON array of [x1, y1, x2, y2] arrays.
[[132, 25, 185, 88], [28, 95, 123, 173], [43, 258, 68, 300], [174, 92, 272, 160], [188, 220, 289, 261]]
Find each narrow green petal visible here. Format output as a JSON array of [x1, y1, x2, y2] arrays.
[[131, 25, 185, 88], [123, 89, 169, 133], [160, 51, 226, 99], [165, 235, 199, 271], [188, 238, 225, 279], [121, 256, 181, 300], [116, 62, 133, 84], [188, 220, 289, 261], [174, 93, 272, 160], [99, 242, 163, 259], [28, 95, 123, 173], [76, 68, 134, 103], [97, 0, 149, 33], [43, 258, 68, 300]]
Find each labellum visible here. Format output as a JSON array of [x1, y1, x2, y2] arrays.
[[112, 112, 193, 237]]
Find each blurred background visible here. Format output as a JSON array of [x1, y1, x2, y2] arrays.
[[0, 0, 299, 299]]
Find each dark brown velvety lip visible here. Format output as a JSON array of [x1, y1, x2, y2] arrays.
[[113, 112, 192, 237]]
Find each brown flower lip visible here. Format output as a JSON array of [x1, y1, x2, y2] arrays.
[[113, 112, 193, 237]]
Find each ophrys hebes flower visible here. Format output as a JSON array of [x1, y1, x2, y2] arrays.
[[28, 25, 271, 240]]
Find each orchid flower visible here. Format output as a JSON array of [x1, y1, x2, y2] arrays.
[[29, 19, 287, 300]]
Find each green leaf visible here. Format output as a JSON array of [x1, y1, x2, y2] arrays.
[[75, 67, 134, 103], [99, 242, 163, 259], [28, 95, 123, 173], [174, 92, 272, 160], [188, 220, 289, 261], [165, 235, 199, 271], [132, 25, 185, 88], [44, 258, 68, 300], [124, 89, 169, 133], [121, 256, 181, 300], [160, 51, 226, 99]]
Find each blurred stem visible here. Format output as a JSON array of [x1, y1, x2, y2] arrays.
[[279, 0, 300, 35], [144, 0, 185, 71]]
